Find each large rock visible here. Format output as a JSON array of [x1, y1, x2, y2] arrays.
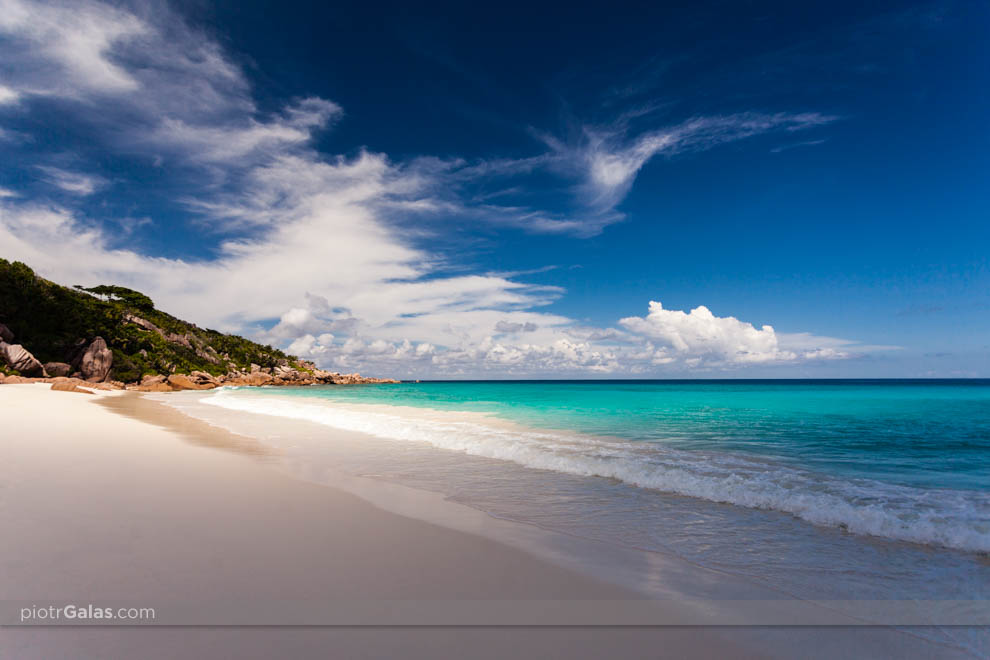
[[44, 362, 72, 378], [65, 338, 89, 367], [167, 374, 215, 391], [124, 314, 161, 333], [188, 370, 220, 385], [141, 373, 166, 385], [134, 381, 174, 392], [0, 342, 47, 377], [0, 322, 13, 343], [79, 337, 113, 382], [195, 348, 220, 364], [87, 381, 119, 391], [51, 380, 94, 394], [329, 372, 400, 385], [226, 371, 272, 386], [274, 365, 301, 380], [2, 375, 37, 384], [166, 332, 193, 349]]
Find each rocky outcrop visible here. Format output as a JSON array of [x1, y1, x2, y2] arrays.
[[2, 374, 38, 384], [166, 373, 215, 391], [327, 372, 400, 385], [166, 332, 193, 349], [76, 337, 113, 382], [0, 321, 399, 390], [126, 374, 168, 392], [0, 364, 399, 390], [44, 362, 72, 377], [141, 374, 167, 387], [225, 371, 273, 386], [123, 314, 160, 333], [128, 374, 172, 392], [0, 322, 13, 343], [124, 314, 219, 362], [51, 380, 94, 394], [189, 370, 220, 385], [0, 374, 121, 390], [0, 342, 47, 377]]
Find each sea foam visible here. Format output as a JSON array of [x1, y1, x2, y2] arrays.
[[200, 389, 990, 554]]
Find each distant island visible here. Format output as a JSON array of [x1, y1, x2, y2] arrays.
[[0, 259, 398, 391]]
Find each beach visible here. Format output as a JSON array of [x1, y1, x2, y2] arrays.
[[0, 383, 981, 659]]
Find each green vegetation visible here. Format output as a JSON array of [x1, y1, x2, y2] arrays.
[[75, 285, 155, 311], [0, 259, 297, 382]]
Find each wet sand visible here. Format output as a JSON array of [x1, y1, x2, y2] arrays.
[[0, 384, 762, 659], [0, 384, 970, 659]]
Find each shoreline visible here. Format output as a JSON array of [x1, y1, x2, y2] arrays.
[[0, 384, 749, 659], [1, 384, 975, 658]]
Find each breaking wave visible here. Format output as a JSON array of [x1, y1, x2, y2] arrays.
[[201, 389, 990, 554]]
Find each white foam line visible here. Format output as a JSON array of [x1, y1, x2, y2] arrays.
[[199, 390, 990, 554]]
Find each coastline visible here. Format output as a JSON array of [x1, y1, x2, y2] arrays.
[[0, 384, 975, 659], [0, 384, 745, 659]]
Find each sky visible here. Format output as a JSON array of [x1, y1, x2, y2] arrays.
[[0, 0, 988, 378]]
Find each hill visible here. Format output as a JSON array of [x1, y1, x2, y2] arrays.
[[0, 259, 396, 389]]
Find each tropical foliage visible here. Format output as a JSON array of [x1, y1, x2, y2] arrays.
[[0, 259, 296, 382]]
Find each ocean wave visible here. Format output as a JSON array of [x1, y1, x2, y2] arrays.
[[200, 389, 990, 553]]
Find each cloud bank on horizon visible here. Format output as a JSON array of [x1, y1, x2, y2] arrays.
[[0, 0, 886, 376]]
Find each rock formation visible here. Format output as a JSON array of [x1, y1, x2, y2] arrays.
[[76, 337, 113, 382], [51, 380, 94, 394], [166, 374, 216, 391], [44, 362, 72, 377], [0, 342, 47, 377]]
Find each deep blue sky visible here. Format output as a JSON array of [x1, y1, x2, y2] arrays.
[[0, 0, 987, 376]]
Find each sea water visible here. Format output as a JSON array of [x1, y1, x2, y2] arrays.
[[158, 380, 990, 653]]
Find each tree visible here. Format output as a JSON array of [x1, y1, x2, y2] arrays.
[[76, 285, 155, 311]]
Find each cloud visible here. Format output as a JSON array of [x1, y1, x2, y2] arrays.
[[414, 111, 839, 238], [35, 166, 107, 195], [495, 320, 538, 333], [0, 0, 248, 114], [0, 0, 863, 377], [770, 138, 827, 154], [0, 192, 873, 376], [550, 112, 838, 223], [0, 1, 841, 240], [149, 97, 342, 165], [0, 0, 145, 96], [619, 301, 854, 366], [0, 84, 20, 105]]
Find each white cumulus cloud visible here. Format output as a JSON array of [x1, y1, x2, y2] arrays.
[[620, 301, 850, 366]]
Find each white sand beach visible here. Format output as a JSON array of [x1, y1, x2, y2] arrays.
[[0, 384, 973, 659]]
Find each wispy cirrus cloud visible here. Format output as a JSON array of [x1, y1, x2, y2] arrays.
[[35, 165, 108, 196], [148, 97, 342, 166], [770, 138, 827, 154], [399, 111, 838, 237], [539, 112, 838, 230], [0, 0, 145, 96]]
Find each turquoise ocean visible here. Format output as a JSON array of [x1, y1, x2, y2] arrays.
[[160, 379, 990, 652]]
